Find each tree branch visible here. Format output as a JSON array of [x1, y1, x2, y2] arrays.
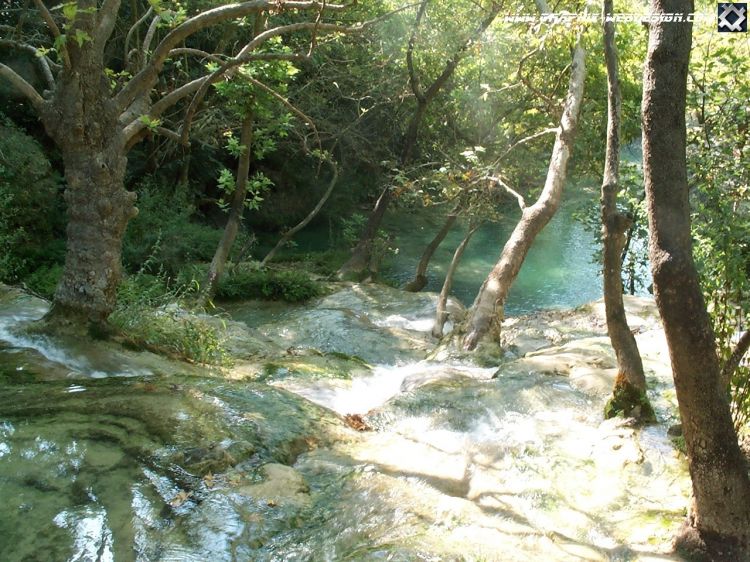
[[167, 47, 226, 64], [95, 0, 122, 50], [31, 0, 70, 68], [124, 6, 153, 67], [487, 175, 526, 210], [0, 62, 45, 110], [722, 330, 750, 388], [141, 14, 162, 67], [115, 0, 346, 112], [0, 39, 55, 89], [494, 126, 558, 163]]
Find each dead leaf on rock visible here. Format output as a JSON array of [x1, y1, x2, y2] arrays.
[[344, 414, 372, 432]]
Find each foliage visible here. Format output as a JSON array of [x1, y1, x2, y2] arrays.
[[122, 180, 223, 276], [687, 31, 750, 431], [216, 266, 322, 303], [0, 116, 65, 283], [573, 161, 650, 294]]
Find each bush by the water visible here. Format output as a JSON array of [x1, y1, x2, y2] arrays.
[[109, 273, 230, 365], [217, 268, 322, 303], [0, 116, 65, 285]]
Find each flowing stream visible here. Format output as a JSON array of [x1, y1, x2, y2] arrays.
[[0, 281, 688, 561]]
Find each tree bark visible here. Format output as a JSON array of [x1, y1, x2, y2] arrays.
[[433, 221, 479, 338], [40, 45, 137, 328], [405, 205, 459, 292], [641, 0, 750, 556], [600, 0, 652, 422], [201, 112, 255, 303], [462, 40, 586, 351]]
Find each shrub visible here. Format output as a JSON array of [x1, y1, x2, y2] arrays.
[[22, 264, 63, 299], [0, 115, 65, 283], [109, 273, 230, 365], [216, 268, 322, 303], [122, 182, 224, 276]]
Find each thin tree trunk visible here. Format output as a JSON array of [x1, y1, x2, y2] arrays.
[[433, 221, 479, 338], [600, 0, 652, 421], [261, 158, 339, 267], [642, 0, 750, 555], [201, 112, 254, 303], [462, 40, 586, 351], [405, 205, 459, 292], [338, 0, 501, 280]]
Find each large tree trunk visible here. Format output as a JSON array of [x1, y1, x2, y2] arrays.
[[641, 0, 750, 556], [41, 61, 136, 327], [201, 112, 255, 303], [600, 0, 652, 421], [433, 221, 479, 338], [462, 41, 586, 351], [405, 205, 459, 292]]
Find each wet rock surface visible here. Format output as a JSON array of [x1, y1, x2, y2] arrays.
[[0, 284, 689, 561]]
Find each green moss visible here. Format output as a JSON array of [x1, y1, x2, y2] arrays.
[[603, 377, 656, 423]]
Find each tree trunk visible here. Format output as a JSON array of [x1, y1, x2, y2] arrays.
[[433, 221, 479, 338], [641, 0, 750, 556], [600, 0, 653, 422], [201, 112, 255, 303], [261, 158, 339, 267], [405, 205, 459, 292], [462, 41, 586, 351], [41, 65, 137, 328]]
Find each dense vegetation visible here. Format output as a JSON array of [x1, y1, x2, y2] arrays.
[[1, 0, 749, 556]]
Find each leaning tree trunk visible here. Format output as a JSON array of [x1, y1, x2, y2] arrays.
[[201, 112, 255, 303], [641, 0, 750, 556], [433, 221, 479, 338], [41, 64, 137, 327], [261, 158, 339, 267], [600, 0, 653, 421], [462, 40, 586, 351], [405, 204, 459, 292]]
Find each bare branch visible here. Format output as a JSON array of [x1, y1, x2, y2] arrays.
[[0, 39, 55, 89], [722, 330, 750, 388], [153, 126, 185, 144], [494, 126, 558, 163], [141, 14, 162, 67], [124, 6, 153, 66], [115, 0, 347, 112], [167, 47, 226, 64], [95, 0, 123, 49], [487, 175, 526, 210], [0, 62, 44, 110], [31, 0, 70, 68]]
